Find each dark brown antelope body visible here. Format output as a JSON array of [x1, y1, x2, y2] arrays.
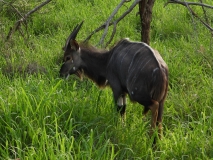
[[60, 22, 168, 142]]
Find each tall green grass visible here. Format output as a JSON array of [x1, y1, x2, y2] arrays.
[[0, 0, 213, 159]]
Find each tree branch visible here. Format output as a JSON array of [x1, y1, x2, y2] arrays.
[[165, 0, 213, 9], [105, 22, 117, 47], [25, 0, 52, 17], [98, 0, 127, 47], [6, 0, 52, 40], [1, 0, 25, 18], [199, 0, 209, 24], [84, 0, 141, 47], [165, 0, 213, 32], [105, 0, 141, 47]]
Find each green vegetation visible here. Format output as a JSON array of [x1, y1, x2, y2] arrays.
[[0, 0, 213, 159]]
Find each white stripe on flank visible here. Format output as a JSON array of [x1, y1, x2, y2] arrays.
[[127, 46, 145, 74], [127, 56, 150, 89], [125, 39, 161, 68]]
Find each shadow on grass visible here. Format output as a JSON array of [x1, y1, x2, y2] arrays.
[[2, 61, 47, 78]]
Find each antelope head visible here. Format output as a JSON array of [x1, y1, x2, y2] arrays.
[[59, 21, 84, 79]]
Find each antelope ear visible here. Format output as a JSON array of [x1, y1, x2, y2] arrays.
[[70, 40, 79, 51]]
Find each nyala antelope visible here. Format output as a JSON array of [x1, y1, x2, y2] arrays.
[[59, 21, 168, 143]]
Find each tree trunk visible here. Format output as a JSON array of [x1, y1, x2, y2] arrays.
[[138, 0, 155, 45]]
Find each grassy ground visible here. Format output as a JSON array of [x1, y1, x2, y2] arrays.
[[0, 0, 213, 159]]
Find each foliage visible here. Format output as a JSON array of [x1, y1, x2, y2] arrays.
[[0, 0, 213, 159]]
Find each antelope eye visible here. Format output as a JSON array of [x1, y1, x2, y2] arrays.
[[65, 56, 71, 61]]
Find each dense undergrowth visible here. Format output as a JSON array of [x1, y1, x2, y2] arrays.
[[0, 0, 213, 159]]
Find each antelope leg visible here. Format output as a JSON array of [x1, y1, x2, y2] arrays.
[[117, 95, 126, 125], [149, 100, 159, 137], [157, 101, 164, 140]]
